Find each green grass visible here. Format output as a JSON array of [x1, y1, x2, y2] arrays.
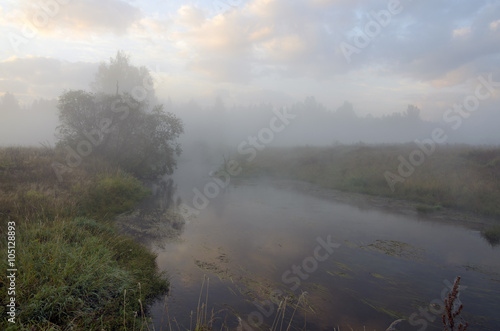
[[77, 172, 151, 219], [0, 147, 168, 329], [233, 144, 500, 218], [415, 204, 443, 214]]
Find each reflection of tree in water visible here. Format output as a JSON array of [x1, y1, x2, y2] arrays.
[[115, 177, 185, 248], [481, 231, 500, 247], [147, 177, 177, 211]]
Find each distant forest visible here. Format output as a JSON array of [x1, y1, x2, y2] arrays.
[[1, 92, 498, 148]]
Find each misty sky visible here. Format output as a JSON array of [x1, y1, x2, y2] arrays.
[[1, 0, 499, 121]]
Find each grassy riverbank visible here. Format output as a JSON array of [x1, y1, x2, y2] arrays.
[[234, 144, 500, 218], [0, 147, 169, 329]]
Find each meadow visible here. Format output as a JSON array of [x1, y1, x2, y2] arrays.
[[0, 147, 169, 329]]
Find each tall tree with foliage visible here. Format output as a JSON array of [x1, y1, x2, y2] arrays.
[[91, 50, 157, 106], [56, 53, 183, 178]]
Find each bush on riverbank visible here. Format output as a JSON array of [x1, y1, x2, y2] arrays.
[[0, 146, 168, 329], [234, 144, 500, 218], [482, 226, 500, 245]]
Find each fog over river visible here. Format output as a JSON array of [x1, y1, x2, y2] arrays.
[[124, 159, 500, 331]]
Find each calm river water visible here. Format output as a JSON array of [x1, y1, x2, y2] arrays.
[[143, 161, 500, 330]]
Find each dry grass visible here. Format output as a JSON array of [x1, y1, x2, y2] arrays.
[[442, 276, 468, 331], [235, 144, 500, 217]]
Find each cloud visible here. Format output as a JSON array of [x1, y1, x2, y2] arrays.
[[178, 6, 206, 28], [491, 19, 500, 31], [166, 0, 500, 85], [0, 57, 97, 99], [352, 0, 500, 83], [169, 0, 350, 82], [1, 0, 499, 119], [5, 0, 496, 87], [9, 0, 143, 37], [452, 27, 471, 39]]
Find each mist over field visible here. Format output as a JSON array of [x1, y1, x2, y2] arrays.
[[1, 1, 500, 330], [1, 0, 499, 149], [1, 88, 500, 151]]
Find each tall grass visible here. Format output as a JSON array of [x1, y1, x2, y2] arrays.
[[0, 147, 168, 329], [234, 144, 500, 217], [482, 225, 500, 245]]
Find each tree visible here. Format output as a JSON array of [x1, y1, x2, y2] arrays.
[[335, 101, 356, 120], [56, 53, 183, 178], [0, 92, 20, 112], [405, 104, 421, 121], [90, 51, 157, 107]]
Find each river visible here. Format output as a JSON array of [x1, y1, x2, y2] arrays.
[[134, 160, 500, 330]]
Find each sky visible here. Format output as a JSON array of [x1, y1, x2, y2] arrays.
[[0, 0, 500, 121]]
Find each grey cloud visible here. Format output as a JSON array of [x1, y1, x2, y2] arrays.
[[174, 0, 351, 82], [173, 0, 498, 84], [346, 0, 500, 81]]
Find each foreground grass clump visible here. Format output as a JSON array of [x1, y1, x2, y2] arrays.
[[234, 144, 500, 217], [0, 147, 167, 329]]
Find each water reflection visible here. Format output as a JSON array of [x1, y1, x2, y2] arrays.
[[147, 163, 500, 330], [115, 177, 185, 248]]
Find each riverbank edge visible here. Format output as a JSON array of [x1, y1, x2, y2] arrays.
[[234, 177, 499, 231], [0, 146, 170, 329], [229, 145, 500, 230]]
